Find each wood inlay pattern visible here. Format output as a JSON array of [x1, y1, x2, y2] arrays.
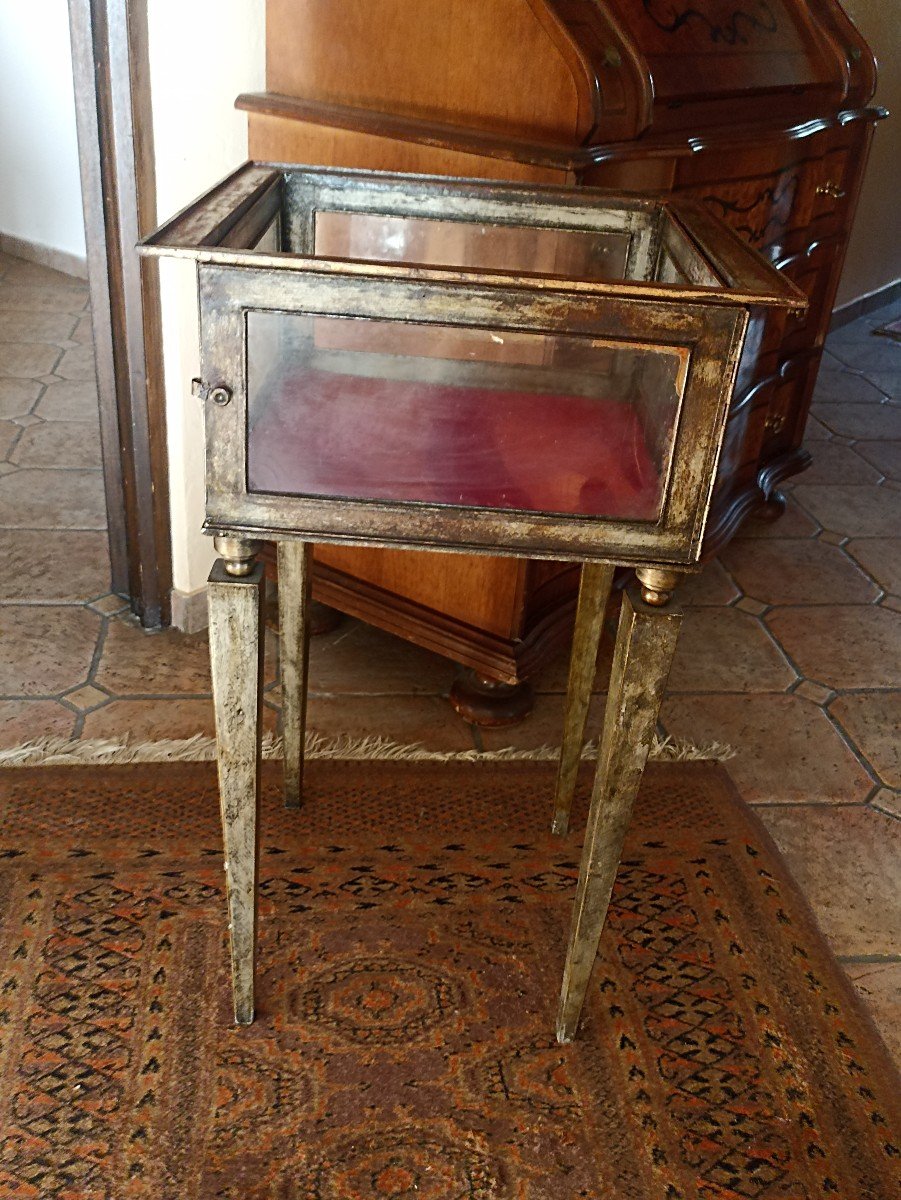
[[641, 0, 779, 45]]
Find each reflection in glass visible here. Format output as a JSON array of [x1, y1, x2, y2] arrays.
[[246, 312, 687, 521], [312, 211, 632, 280]]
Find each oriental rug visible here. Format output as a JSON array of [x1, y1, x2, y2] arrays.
[[0, 761, 897, 1199]]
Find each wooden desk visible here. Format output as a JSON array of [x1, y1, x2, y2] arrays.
[[237, 0, 883, 719]]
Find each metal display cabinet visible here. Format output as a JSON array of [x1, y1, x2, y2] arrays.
[[142, 162, 804, 1041]]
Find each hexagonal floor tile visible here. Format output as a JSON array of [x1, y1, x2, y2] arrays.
[[34, 379, 100, 423], [0, 340, 60, 377], [852, 440, 901, 480], [54, 345, 96, 381], [844, 962, 901, 1063], [0, 468, 107, 529], [0, 529, 111, 601], [0, 698, 76, 745], [830, 692, 901, 789], [733, 495, 820, 540], [813, 402, 901, 441], [791, 484, 901, 539], [0, 283, 89, 315], [10, 421, 102, 469], [759, 805, 900, 958], [812, 368, 889, 405], [720, 538, 879, 606], [95, 618, 214, 696], [666, 608, 796, 693], [799, 441, 882, 485], [0, 606, 100, 696], [306, 692, 475, 752], [845, 538, 901, 595], [0, 379, 41, 420], [660, 692, 873, 804], [81, 697, 220, 740], [768, 606, 901, 690], [0, 310, 78, 344]]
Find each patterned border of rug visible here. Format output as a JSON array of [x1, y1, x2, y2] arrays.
[[0, 760, 896, 1198]]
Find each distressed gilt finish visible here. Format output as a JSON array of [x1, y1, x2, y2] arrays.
[[277, 541, 314, 809], [551, 562, 615, 837], [146, 164, 804, 1039], [635, 565, 683, 607], [198, 265, 747, 566], [557, 585, 683, 1042], [207, 545, 265, 1025]]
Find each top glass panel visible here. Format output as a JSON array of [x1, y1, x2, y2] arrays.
[[302, 204, 724, 288], [312, 211, 632, 280]]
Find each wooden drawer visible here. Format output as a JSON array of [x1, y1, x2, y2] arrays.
[[674, 129, 833, 259], [806, 141, 855, 241], [771, 237, 844, 356], [756, 352, 819, 457]]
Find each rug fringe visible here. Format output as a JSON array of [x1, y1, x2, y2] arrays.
[[0, 731, 733, 768]]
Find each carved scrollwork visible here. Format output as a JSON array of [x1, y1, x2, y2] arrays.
[[642, 1, 779, 46]]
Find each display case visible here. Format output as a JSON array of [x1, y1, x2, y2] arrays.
[[141, 163, 804, 1039], [142, 163, 802, 565]]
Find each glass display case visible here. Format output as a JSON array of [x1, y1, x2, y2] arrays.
[[142, 163, 803, 568], [141, 164, 804, 1042]]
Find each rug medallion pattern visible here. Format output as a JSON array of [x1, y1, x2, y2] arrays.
[[0, 762, 897, 1198]]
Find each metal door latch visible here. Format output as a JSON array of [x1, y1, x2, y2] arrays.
[[191, 379, 232, 406]]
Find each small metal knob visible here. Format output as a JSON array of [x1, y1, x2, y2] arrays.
[[765, 411, 787, 435], [209, 386, 232, 407], [816, 182, 846, 200]]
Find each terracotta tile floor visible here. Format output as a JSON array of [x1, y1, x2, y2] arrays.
[[1, 248, 898, 1058]]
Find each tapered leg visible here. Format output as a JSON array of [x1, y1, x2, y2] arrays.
[[557, 582, 682, 1043], [552, 562, 615, 836], [277, 541, 313, 810], [208, 541, 265, 1026]]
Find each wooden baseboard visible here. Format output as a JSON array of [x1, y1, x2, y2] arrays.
[[0, 232, 88, 281], [831, 278, 901, 330]]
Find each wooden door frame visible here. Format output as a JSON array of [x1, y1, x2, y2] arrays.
[[68, 0, 171, 627]]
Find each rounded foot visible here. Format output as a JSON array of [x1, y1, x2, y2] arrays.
[[751, 489, 787, 524], [449, 670, 534, 727], [309, 600, 342, 636]]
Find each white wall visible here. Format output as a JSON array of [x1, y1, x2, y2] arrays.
[[148, 0, 265, 605], [0, 0, 85, 259], [833, 1, 901, 309]]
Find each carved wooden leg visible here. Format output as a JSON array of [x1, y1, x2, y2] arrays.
[[208, 537, 265, 1026], [277, 541, 313, 810], [552, 562, 615, 836], [557, 576, 682, 1043]]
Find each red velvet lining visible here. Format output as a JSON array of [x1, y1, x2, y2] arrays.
[[248, 369, 661, 519]]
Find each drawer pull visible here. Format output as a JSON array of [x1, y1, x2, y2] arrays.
[[816, 182, 847, 201], [765, 411, 787, 435]]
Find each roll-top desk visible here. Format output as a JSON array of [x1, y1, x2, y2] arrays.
[[237, 0, 883, 721]]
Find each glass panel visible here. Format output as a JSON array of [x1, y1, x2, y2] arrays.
[[252, 213, 281, 253], [313, 210, 631, 280], [246, 312, 688, 520], [656, 215, 723, 287]]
